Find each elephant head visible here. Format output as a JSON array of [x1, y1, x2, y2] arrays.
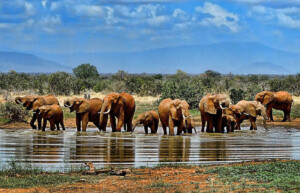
[[15, 96, 46, 112], [132, 112, 153, 132], [255, 91, 275, 105], [204, 94, 230, 114], [99, 93, 125, 124], [170, 99, 196, 133], [64, 97, 90, 113], [38, 105, 54, 119]]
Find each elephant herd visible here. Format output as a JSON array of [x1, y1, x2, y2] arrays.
[[15, 90, 293, 135]]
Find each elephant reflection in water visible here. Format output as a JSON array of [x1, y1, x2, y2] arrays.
[[32, 135, 64, 163], [199, 140, 228, 161], [72, 133, 135, 165], [159, 136, 191, 162]]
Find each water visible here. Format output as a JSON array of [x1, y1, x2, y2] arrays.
[[0, 127, 299, 172]]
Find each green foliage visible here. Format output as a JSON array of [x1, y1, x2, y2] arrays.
[[230, 88, 245, 104], [72, 63, 99, 79], [205, 161, 300, 191], [0, 101, 31, 123], [48, 72, 75, 95]]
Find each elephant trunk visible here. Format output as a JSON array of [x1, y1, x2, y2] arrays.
[[261, 106, 269, 131], [99, 101, 110, 127], [131, 119, 140, 133]]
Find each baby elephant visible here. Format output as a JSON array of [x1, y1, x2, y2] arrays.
[[39, 105, 65, 131], [132, 111, 159, 134], [222, 114, 236, 133]]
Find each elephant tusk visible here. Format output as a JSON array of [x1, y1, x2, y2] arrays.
[[183, 114, 193, 119], [219, 104, 227, 110], [17, 99, 23, 105], [102, 109, 110, 114], [33, 111, 36, 114], [193, 127, 197, 134], [244, 113, 250, 116], [64, 104, 71, 108]]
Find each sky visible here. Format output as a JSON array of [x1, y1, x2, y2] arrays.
[[1, 0, 300, 56]]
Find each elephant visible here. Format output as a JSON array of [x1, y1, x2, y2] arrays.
[[38, 104, 65, 131], [229, 100, 268, 131], [199, 94, 230, 133], [132, 111, 159, 134], [64, 97, 105, 132], [15, 95, 59, 130], [221, 114, 236, 133], [255, 91, 293, 122], [99, 92, 135, 132], [158, 98, 195, 136]]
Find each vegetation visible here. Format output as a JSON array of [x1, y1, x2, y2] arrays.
[[1, 64, 300, 109], [205, 160, 300, 192], [0, 160, 99, 188], [0, 101, 30, 123]]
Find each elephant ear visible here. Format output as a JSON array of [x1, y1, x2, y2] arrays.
[[145, 112, 153, 122], [169, 103, 180, 121], [32, 97, 45, 110], [77, 99, 90, 113], [263, 92, 275, 105], [244, 103, 257, 117], [204, 96, 217, 114]]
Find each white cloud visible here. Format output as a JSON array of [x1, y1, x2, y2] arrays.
[[40, 15, 62, 33], [50, 2, 61, 11], [41, 0, 47, 8], [196, 2, 240, 32], [249, 5, 300, 28], [74, 5, 106, 17], [25, 2, 35, 15]]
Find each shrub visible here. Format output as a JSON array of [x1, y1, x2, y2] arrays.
[[0, 102, 31, 123]]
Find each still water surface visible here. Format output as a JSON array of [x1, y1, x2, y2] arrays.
[[0, 127, 299, 171]]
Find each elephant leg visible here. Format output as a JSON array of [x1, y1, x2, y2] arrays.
[[162, 124, 167, 135], [50, 119, 55, 131], [56, 122, 60, 130], [127, 116, 134, 132], [235, 118, 241, 130], [111, 115, 117, 132], [124, 122, 127, 132], [76, 113, 81, 132], [60, 120, 65, 130], [286, 105, 292, 122], [30, 113, 37, 130], [42, 118, 47, 131], [267, 105, 273, 121], [201, 113, 205, 132], [151, 122, 156, 134], [37, 115, 42, 130], [215, 115, 222, 133], [154, 119, 159, 133], [81, 113, 89, 132], [177, 121, 184, 135], [249, 117, 257, 130], [168, 116, 175, 136], [207, 116, 214, 133], [144, 125, 148, 134], [93, 121, 101, 130], [101, 115, 108, 132]]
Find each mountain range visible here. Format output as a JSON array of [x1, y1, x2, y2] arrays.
[[1, 42, 299, 74]]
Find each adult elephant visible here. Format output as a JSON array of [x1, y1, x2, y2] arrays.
[[199, 94, 230, 133], [132, 111, 159, 134], [158, 98, 195, 136], [255, 91, 293, 122], [38, 104, 65, 131], [64, 97, 106, 132], [15, 95, 59, 130], [229, 100, 268, 130], [99, 92, 135, 132]]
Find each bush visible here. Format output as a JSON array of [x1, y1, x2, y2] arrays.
[[230, 88, 245, 104], [0, 102, 31, 123]]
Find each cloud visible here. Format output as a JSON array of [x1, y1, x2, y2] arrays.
[[249, 5, 300, 29], [196, 2, 240, 32], [74, 5, 107, 17], [24, 2, 35, 15], [39, 15, 62, 33]]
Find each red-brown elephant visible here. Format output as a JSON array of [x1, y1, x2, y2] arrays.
[[15, 95, 59, 130], [38, 104, 65, 131], [99, 92, 135, 132], [199, 94, 230, 133], [221, 114, 236, 133], [64, 97, 106, 132], [132, 110, 159, 134], [158, 98, 195, 136], [255, 91, 293, 122]]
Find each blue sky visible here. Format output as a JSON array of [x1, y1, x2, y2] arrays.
[[1, 0, 300, 56]]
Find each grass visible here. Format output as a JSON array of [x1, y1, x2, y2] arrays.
[[205, 160, 300, 192], [134, 102, 158, 119], [0, 160, 99, 189], [146, 181, 173, 188]]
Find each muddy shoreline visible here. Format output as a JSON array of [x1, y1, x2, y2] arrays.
[[1, 116, 300, 129]]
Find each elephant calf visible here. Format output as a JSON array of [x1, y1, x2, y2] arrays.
[[132, 111, 159, 134], [221, 114, 236, 133], [38, 105, 65, 131]]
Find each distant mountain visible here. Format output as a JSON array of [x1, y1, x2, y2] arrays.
[[0, 52, 71, 73], [232, 62, 291, 75], [36, 42, 300, 75]]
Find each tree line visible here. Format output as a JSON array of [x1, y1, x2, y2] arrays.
[[1, 64, 300, 108]]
